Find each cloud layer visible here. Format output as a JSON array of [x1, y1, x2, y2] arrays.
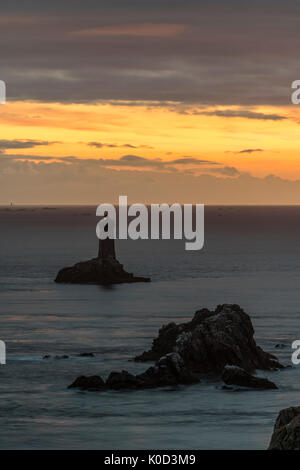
[[3, 153, 221, 170], [1, 155, 300, 204], [0, 0, 299, 105], [0, 139, 57, 149]]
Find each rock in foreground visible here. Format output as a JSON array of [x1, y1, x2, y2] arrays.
[[55, 257, 150, 285], [68, 352, 198, 391], [68, 305, 282, 393], [268, 407, 300, 449], [135, 304, 282, 374], [222, 365, 277, 390]]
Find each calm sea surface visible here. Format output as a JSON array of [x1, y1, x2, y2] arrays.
[[0, 205, 300, 449]]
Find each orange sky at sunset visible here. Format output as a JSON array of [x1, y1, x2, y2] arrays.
[[2, 101, 300, 180], [2, 1, 300, 204]]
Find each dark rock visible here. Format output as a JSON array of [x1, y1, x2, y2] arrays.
[[68, 375, 106, 391], [222, 365, 277, 390], [135, 304, 282, 374], [135, 322, 179, 362], [78, 352, 95, 357], [136, 352, 199, 388], [68, 353, 198, 392], [106, 371, 139, 390], [43, 354, 71, 360], [104, 353, 198, 390], [275, 343, 286, 349], [68, 305, 281, 393], [157, 352, 199, 385], [55, 226, 150, 284], [55, 235, 150, 285], [55, 257, 150, 285], [136, 365, 178, 388], [268, 406, 300, 449]]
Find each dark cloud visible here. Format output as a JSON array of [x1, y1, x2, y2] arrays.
[[169, 157, 219, 165], [198, 110, 286, 121], [1, 154, 75, 161], [0, 139, 57, 149], [225, 148, 264, 154], [88, 142, 116, 148], [88, 142, 153, 149], [237, 148, 264, 154], [2, 153, 220, 169], [207, 166, 241, 176], [96, 154, 220, 168], [114, 154, 157, 167], [1, 1, 300, 104]]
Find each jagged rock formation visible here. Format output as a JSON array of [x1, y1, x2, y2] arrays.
[[222, 365, 277, 390], [68, 304, 282, 392], [135, 304, 282, 374], [55, 237, 150, 284], [268, 407, 300, 449], [68, 352, 198, 391]]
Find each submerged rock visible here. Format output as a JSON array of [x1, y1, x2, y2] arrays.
[[268, 406, 300, 449], [68, 304, 281, 393], [222, 365, 277, 390], [135, 304, 282, 374], [43, 354, 69, 360], [275, 343, 287, 349], [44, 353, 95, 359]]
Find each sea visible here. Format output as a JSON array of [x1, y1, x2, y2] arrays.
[[0, 205, 300, 449]]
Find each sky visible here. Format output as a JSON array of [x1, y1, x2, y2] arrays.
[[1, 0, 300, 204]]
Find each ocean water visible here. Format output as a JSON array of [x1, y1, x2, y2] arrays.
[[1, 205, 300, 450]]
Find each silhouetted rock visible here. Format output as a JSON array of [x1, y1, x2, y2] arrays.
[[55, 257, 150, 285], [135, 304, 282, 374], [68, 375, 106, 391], [55, 230, 150, 285], [222, 365, 277, 389], [68, 305, 282, 393], [44, 354, 70, 359], [136, 352, 198, 388], [44, 353, 94, 359], [106, 371, 139, 390], [268, 406, 300, 449], [68, 353, 198, 392]]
